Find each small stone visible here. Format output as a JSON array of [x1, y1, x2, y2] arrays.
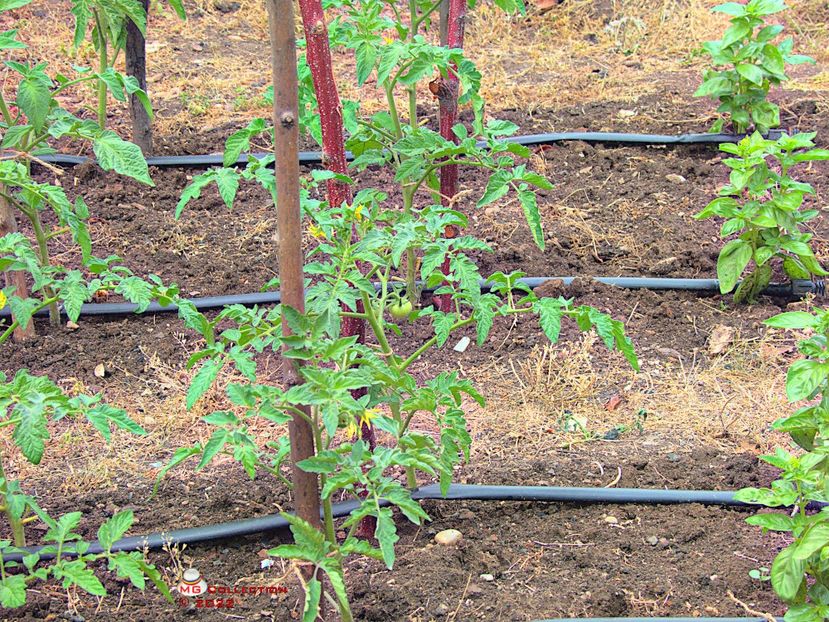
[[666, 452, 681, 463], [93, 363, 107, 378], [467, 583, 484, 596], [604, 515, 618, 524], [656, 347, 682, 360], [433, 604, 450, 617], [434, 529, 463, 546], [260, 559, 275, 570], [646, 536, 659, 546], [617, 109, 636, 118], [665, 173, 687, 184], [66, 320, 79, 330], [659, 537, 670, 548], [480, 573, 495, 582], [214, 0, 241, 11], [257, 548, 270, 558]]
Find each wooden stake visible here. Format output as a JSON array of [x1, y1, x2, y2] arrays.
[[126, 0, 153, 154], [266, 0, 322, 536]]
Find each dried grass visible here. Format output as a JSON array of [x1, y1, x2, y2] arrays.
[[465, 330, 792, 465], [3, 0, 826, 135]]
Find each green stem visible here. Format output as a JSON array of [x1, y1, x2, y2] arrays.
[[26, 208, 60, 327], [410, 156, 492, 198], [401, 307, 538, 371], [384, 84, 403, 139], [360, 291, 400, 371], [51, 75, 99, 99], [310, 421, 337, 544], [0, 453, 25, 547], [412, 0, 443, 31], [0, 297, 58, 345], [407, 0, 419, 129], [408, 87, 418, 129], [0, 92, 12, 126], [402, 188, 417, 306]]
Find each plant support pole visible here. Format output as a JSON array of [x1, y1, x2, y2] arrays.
[[126, 0, 152, 154], [267, 0, 321, 534], [439, 0, 449, 45], [0, 189, 34, 340]]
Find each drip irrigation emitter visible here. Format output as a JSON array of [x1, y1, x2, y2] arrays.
[[0, 277, 822, 321], [4, 483, 820, 563], [37, 130, 786, 169]]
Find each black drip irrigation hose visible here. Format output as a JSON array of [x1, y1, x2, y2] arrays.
[[37, 130, 785, 169], [1, 277, 822, 321], [2, 483, 818, 563]]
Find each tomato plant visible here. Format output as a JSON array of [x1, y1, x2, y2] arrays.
[[164, 185, 639, 619], [695, 131, 828, 303], [167, 2, 640, 618], [0, 3, 172, 336], [0, 367, 173, 607], [0, 508, 171, 609], [695, 0, 814, 134], [736, 308, 829, 622], [68, 0, 184, 129]]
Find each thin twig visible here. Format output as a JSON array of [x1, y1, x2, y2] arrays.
[[727, 590, 775, 622], [604, 466, 622, 488]]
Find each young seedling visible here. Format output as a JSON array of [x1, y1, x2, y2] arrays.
[[737, 308, 829, 621], [0, 509, 171, 608], [0, 9, 160, 334], [695, 0, 814, 134], [0, 368, 147, 546], [68, 0, 183, 129], [695, 131, 828, 303]]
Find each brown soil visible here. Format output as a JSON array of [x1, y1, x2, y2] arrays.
[[26, 90, 826, 302], [0, 442, 788, 622]]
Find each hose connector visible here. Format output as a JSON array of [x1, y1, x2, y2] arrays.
[[792, 279, 825, 298]]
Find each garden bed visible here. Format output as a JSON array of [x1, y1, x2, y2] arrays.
[[6, 89, 829, 617], [2, 0, 829, 616]]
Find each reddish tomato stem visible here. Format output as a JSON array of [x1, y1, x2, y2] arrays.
[[297, 0, 352, 210], [297, 0, 375, 471], [435, 0, 466, 312]]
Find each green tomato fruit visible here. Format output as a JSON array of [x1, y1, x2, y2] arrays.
[[389, 300, 413, 321]]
